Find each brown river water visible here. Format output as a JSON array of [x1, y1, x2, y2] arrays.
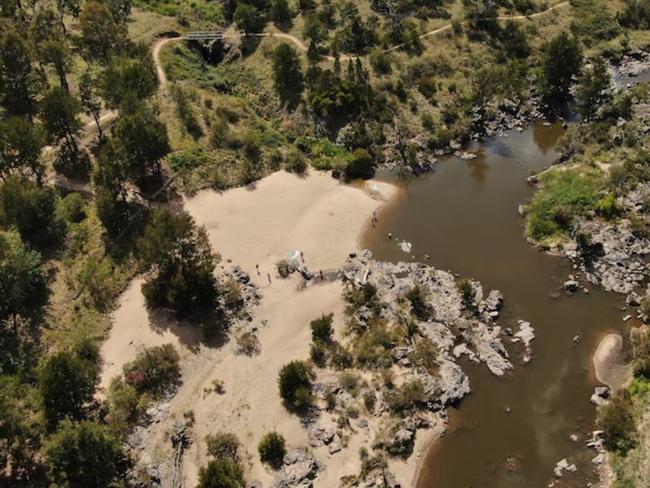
[[361, 123, 630, 488]]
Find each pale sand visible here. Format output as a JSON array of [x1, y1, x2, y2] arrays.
[[100, 170, 425, 486], [593, 333, 633, 391]]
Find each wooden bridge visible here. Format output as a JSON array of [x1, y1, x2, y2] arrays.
[[186, 31, 225, 41]]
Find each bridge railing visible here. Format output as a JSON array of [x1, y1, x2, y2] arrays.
[[186, 31, 225, 41]]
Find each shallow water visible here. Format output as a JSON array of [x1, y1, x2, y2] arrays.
[[361, 123, 631, 487]]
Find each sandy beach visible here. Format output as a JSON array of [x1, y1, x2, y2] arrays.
[[98, 170, 432, 486]]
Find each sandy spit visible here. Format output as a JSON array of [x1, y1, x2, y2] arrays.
[[593, 333, 633, 391]]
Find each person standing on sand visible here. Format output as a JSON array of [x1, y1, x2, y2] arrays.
[[300, 251, 304, 263], [267, 273, 271, 284], [256, 264, 260, 275]]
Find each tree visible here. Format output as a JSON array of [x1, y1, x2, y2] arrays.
[[278, 360, 312, 410], [0, 117, 45, 183], [79, 70, 104, 139], [0, 28, 40, 117], [0, 177, 66, 250], [55, 0, 81, 33], [44, 419, 123, 487], [539, 32, 582, 105], [137, 209, 219, 318], [103, 0, 132, 24], [234, 3, 265, 33], [113, 103, 170, 178], [31, 8, 72, 92], [258, 432, 286, 468], [93, 140, 131, 236], [0, 232, 49, 324], [197, 459, 244, 488], [79, 1, 122, 61], [271, 43, 303, 107], [576, 56, 612, 121], [101, 56, 157, 109], [39, 351, 97, 427], [345, 148, 375, 180], [270, 0, 291, 24], [41, 86, 82, 168]]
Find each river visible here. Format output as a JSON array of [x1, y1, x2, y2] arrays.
[[361, 123, 629, 487]]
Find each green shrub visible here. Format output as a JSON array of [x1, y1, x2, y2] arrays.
[[206, 432, 240, 461], [197, 458, 244, 488], [285, 148, 307, 173], [310, 342, 327, 366], [168, 147, 212, 172], [258, 432, 286, 468], [311, 313, 333, 343], [526, 170, 604, 240], [595, 193, 622, 220], [457, 279, 475, 310], [330, 343, 354, 370], [386, 379, 426, 413], [354, 324, 394, 369], [58, 193, 87, 223], [345, 148, 375, 180], [107, 377, 142, 434], [122, 344, 180, 397], [405, 285, 429, 320], [597, 394, 636, 453], [278, 360, 312, 410]]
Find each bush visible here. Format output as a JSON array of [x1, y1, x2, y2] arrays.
[[457, 279, 475, 310], [122, 344, 180, 397], [595, 193, 622, 220], [258, 432, 286, 468], [329, 343, 354, 370], [107, 377, 142, 433], [386, 379, 426, 413], [310, 313, 333, 343], [197, 458, 244, 488], [597, 394, 636, 453], [285, 148, 307, 173], [310, 342, 327, 366], [278, 360, 312, 410], [58, 192, 87, 223], [206, 432, 240, 461], [405, 285, 429, 320], [345, 148, 375, 180]]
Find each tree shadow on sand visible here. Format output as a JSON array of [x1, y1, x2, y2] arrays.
[[145, 305, 229, 353]]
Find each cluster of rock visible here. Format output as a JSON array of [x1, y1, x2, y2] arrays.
[[270, 450, 322, 488], [611, 48, 650, 81], [560, 218, 650, 294]]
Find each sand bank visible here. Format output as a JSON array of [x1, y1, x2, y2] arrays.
[[593, 333, 633, 391]]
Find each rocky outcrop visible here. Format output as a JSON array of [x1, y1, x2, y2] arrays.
[[561, 219, 650, 294], [272, 450, 322, 488]]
